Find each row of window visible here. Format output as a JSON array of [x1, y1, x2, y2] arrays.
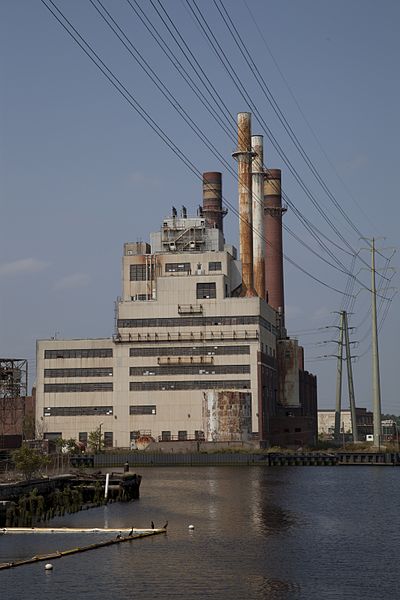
[[44, 349, 113, 359], [158, 431, 205, 441], [129, 262, 222, 280], [43, 345, 251, 361], [43, 364, 250, 379], [44, 383, 113, 393], [44, 368, 113, 378], [43, 406, 113, 416], [129, 345, 250, 357], [130, 365, 250, 376], [129, 380, 250, 391], [45, 431, 114, 446], [48, 431, 205, 445], [118, 315, 262, 328], [164, 261, 221, 273], [43, 378, 251, 392], [43, 406, 159, 417]]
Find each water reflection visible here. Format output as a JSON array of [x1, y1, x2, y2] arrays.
[[2, 467, 400, 600]]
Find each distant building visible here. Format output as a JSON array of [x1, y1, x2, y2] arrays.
[[318, 408, 373, 441]]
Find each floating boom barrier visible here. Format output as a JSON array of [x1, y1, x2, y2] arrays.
[[0, 527, 160, 535], [0, 528, 166, 570]]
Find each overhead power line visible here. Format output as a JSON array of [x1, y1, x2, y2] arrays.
[[242, 0, 380, 236], [184, 0, 383, 274], [39, 0, 351, 296], [91, 0, 364, 285]]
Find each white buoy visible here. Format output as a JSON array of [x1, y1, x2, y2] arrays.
[[188, 524, 195, 530], [45, 563, 53, 570]]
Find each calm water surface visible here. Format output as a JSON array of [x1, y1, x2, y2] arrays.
[[1, 466, 400, 599]]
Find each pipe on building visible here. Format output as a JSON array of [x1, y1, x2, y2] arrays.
[[232, 112, 256, 297], [202, 172, 226, 232], [251, 135, 265, 300], [264, 169, 286, 324]]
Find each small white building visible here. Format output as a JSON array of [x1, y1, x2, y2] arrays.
[[318, 408, 373, 439]]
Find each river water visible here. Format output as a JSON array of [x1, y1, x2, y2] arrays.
[[1, 466, 400, 599]]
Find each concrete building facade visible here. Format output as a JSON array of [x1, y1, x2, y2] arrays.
[[35, 113, 317, 449], [36, 217, 278, 448]]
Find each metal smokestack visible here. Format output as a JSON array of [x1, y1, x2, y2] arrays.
[[232, 112, 255, 297], [202, 172, 226, 232], [264, 169, 286, 324], [251, 135, 265, 300]]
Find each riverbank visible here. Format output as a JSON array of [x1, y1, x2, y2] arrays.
[[70, 450, 400, 468]]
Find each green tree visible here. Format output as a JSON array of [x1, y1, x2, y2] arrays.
[[12, 445, 51, 480], [55, 437, 80, 454], [88, 427, 104, 453]]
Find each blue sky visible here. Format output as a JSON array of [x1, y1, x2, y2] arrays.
[[1, 0, 399, 412]]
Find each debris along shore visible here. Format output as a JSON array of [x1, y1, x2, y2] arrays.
[[0, 528, 166, 570]]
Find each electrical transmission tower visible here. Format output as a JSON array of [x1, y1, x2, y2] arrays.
[[333, 311, 358, 442], [0, 359, 28, 447]]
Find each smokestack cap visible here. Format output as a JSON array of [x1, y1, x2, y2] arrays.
[[266, 168, 281, 180]]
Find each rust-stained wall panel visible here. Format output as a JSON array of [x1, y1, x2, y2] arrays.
[[202, 390, 252, 442]]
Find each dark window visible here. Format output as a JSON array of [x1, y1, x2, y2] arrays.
[[295, 428, 302, 433], [208, 261, 221, 271], [130, 345, 250, 357], [79, 432, 88, 444], [44, 348, 113, 359], [178, 430, 187, 441], [130, 431, 140, 441], [44, 368, 113, 378], [44, 432, 62, 441], [44, 383, 113, 393], [119, 315, 260, 328], [130, 264, 154, 281], [161, 431, 171, 441], [130, 380, 250, 392], [196, 282, 216, 299], [195, 430, 205, 441], [165, 262, 191, 273], [129, 405, 157, 415], [43, 406, 113, 416], [130, 365, 250, 376], [104, 432, 113, 448]]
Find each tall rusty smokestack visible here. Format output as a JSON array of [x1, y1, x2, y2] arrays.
[[251, 135, 265, 300], [202, 172, 226, 232], [264, 169, 286, 324], [232, 112, 255, 297]]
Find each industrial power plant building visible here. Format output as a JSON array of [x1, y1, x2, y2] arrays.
[[35, 113, 317, 449]]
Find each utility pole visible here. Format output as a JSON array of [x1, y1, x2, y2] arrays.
[[343, 311, 358, 443], [334, 312, 344, 441], [370, 238, 382, 448]]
